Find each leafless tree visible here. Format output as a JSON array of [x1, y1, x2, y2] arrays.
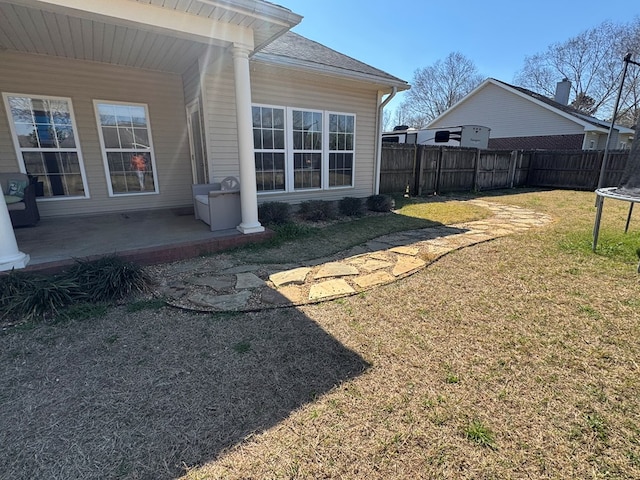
[[399, 52, 484, 128], [382, 109, 393, 132], [388, 102, 412, 130], [615, 17, 640, 127], [515, 18, 640, 126]]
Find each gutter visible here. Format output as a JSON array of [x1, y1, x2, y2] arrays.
[[374, 87, 397, 194]]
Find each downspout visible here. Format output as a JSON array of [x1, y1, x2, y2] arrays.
[[374, 87, 397, 194]]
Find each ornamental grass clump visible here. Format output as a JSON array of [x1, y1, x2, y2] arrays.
[[64, 255, 150, 302], [0, 272, 79, 322], [0, 255, 150, 323]]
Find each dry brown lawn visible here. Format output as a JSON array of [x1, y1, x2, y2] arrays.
[[1, 189, 639, 479]]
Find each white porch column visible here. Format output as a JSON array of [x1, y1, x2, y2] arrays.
[[232, 44, 264, 234], [0, 186, 29, 271]]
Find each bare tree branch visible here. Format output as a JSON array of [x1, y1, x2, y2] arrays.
[[399, 52, 484, 128]]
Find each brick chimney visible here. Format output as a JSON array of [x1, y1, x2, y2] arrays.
[[554, 78, 571, 105]]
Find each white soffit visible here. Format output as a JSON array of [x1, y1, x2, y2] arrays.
[[0, 0, 301, 73]]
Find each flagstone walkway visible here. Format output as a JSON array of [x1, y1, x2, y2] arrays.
[[153, 199, 553, 312]]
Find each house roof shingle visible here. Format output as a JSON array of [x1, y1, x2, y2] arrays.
[[256, 31, 408, 88]]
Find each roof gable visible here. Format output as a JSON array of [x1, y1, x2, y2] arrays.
[[254, 31, 409, 89], [429, 78, 632, 134]]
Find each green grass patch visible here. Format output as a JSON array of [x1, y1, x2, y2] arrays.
[[464, 420, 496, 449], [396, 199, 492, 225], [233, 340, 251, 354], [58, 302, 109, 322], [560, 229, 640, 264], [126, 298, 167, 312], [233, 198, 490, 264]]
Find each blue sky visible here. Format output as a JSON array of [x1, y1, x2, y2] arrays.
[[281, 0, 639, 113]]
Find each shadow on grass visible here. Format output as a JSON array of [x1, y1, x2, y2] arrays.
[[0, 306, 369, 479]]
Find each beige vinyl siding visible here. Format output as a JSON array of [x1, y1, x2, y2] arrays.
[[432, 83, 585, 139], [201, 59, 380, 204], [201, 58, 243, 181], [0, 50, 192, 218], [182, 60, 202, 107]]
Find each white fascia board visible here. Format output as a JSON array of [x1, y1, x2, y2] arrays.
[[200, 0, 303, 28], [583, 125, 609, 133], [252, 53, 410, 90], [11, 0, 254, 48], [575, 114, 635, 134]]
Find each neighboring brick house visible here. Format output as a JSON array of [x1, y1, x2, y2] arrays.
[[427, 78, 634, 151]]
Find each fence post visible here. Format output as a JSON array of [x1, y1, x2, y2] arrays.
[[435, 147, 443, 194], [410, 144, 418, 196], [473, 149, 481, 191], [594, 151, 604, 189], [509, 150, 518, 188], [416, 145, 425, 196]]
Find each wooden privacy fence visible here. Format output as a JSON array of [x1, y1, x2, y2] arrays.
[[379, 144, 630, 195]]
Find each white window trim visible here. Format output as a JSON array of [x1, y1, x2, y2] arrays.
[[2, 92, 90, 200], [253, 104, 356, 194], [93, 100, 160, 197]]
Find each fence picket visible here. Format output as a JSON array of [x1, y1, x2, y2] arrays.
[[380, 144, 630, 194]]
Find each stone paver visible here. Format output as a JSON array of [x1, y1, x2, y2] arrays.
[[309, 279, 356, 301], [353, 271, 395, 288], [235, 272, 266, 289], [389, 246, 420, 256], [269, 267, 311, 287], [392, 256, 427, 277], [159, 198, 553, 312], [314, 262, 359, 279]]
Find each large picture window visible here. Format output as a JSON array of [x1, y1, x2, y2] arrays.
[[252, 104, 355, 193], [3, 93, 88, 198], [94, 101, 158, 195]]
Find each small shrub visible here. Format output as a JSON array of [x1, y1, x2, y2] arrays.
[[339, 197, 364, 217], [298, 200, 336, 222], [259, 201, 291, 225], [64, 255, 150, 302], [366, 194, 395, 212]]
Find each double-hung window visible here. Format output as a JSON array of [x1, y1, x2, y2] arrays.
[[253, 106, 286, 192], [3, 93, 88, 198], [328, 113, 355, 187], [94, 101, 158, 195], [292, 109, 323, 190], [252, 105, 355, 193]]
